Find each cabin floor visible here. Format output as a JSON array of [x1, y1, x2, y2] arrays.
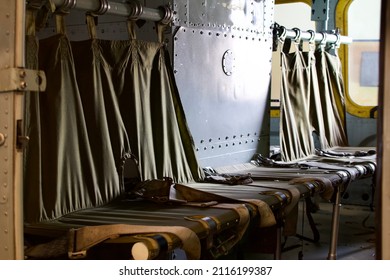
[[245, 201, 376, 260]]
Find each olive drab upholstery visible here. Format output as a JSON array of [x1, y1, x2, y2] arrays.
[[279, 38, 316, 161], [23, 12, 203, 223], [279, 37, 348, 162], [315, 46, 348, 148]]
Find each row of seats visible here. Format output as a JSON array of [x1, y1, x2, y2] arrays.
[[24, 146, 375, 260]]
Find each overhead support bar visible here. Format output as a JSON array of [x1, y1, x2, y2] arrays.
[[274, 25, 353, 46], [29, 0, 173, 23], [311, 0, 330, 31]]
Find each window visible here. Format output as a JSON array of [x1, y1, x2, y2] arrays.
[[274, 1, 314, 30], [347, 0, 381, 108]]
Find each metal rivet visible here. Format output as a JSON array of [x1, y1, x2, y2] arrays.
[[20, 81, 28, 89], [19, 70, 26, 78], [0, 133, 5, 146]]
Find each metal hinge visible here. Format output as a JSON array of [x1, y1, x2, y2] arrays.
[[0, 67, 46, 93]]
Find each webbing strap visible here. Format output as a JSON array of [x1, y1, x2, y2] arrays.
[[298, 161, 359, 180]]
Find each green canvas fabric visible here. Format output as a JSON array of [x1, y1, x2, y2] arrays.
[[279, 38, 348, 162], [24, 15, 122, 222], [113, 23, 204, 183], [303, 42, 328, 149], [279, 39, 315, 161], [315, 47, 348, 148], [72, 15, 132, 192], [23, 15, 203, 222]]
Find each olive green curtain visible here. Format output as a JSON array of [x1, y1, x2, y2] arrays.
[[279, 38, 348, 162], [305, 42, 328, 150], [24, 14, 203, 223], [115, 22, 204, 183], [24, 15, 125, 222], [279, 39, 316, 161], [315, 46, 348, 148]]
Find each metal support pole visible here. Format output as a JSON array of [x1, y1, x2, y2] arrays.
[[311, 0, 330, 31], [327, 186, 342, 260]]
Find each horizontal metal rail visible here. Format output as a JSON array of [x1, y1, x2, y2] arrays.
[[275, 25, 353, 46], [28, 0, 172, 23]]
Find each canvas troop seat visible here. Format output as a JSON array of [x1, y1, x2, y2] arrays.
[[22, 6, 376, 261], [265, 27, 378, 259], [25, 175, 298, 260], [185, 179, 314, 258], [22, 9, 292, 260], [198, 144, 376, 260], [24, 198, 247, 260]]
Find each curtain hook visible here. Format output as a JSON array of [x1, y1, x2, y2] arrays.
[[292, 27, 301, 43], [88, 0, 110, 16], [272, 23, 283, 51], [278, 25, 287, 41], [332, 29, 341, 49], [308, 30, 316, 44], [128, 0, 143, 21], [319, 32, 328, 47], [159, 5, 174, 25]]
